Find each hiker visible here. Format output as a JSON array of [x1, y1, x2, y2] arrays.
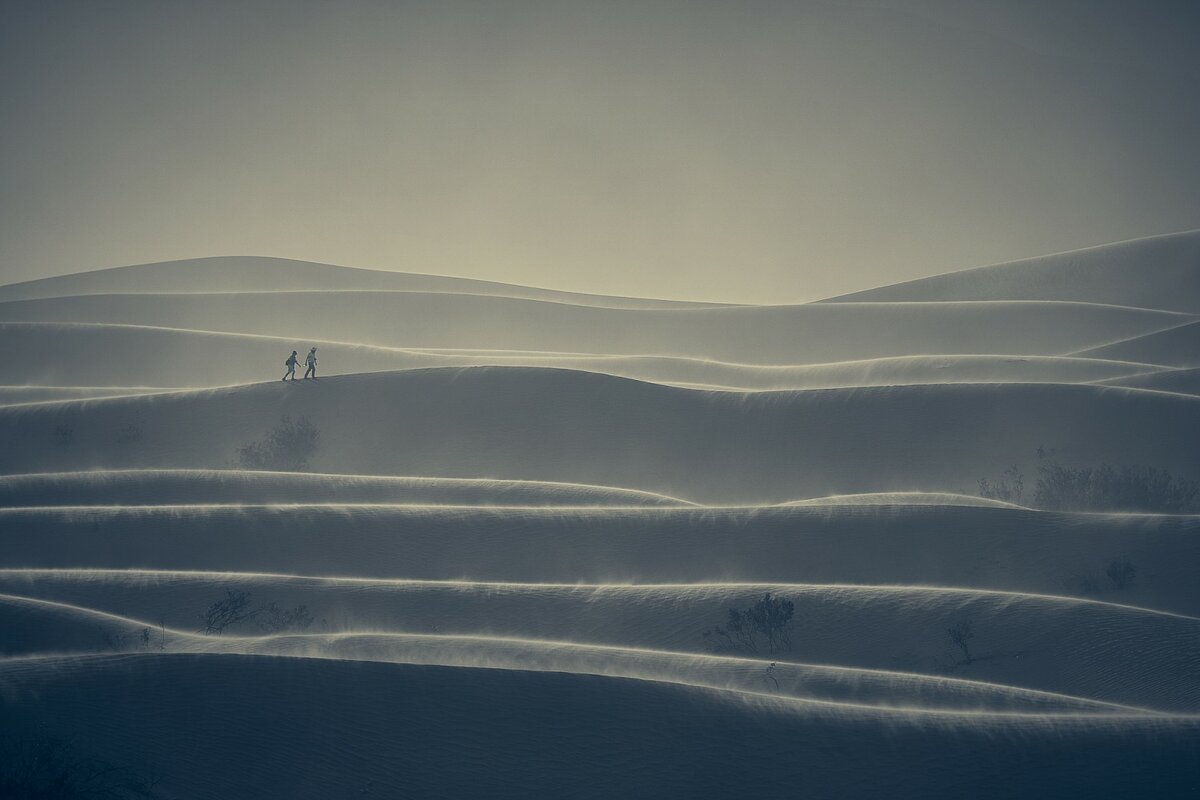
[[283, 350, 299, 381], [303, 347, 318, 379]]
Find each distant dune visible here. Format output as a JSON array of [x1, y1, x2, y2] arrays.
[[0, 292, 1190, 363], [0, 368, 1194, 503], [1071, 320, 1200, 368], [821, 230, 1200, 314], [0, 321, 1167, 390], [0, 255, 724, 310]]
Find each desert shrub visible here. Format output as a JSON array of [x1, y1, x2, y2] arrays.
[[981, 451, 1198, 513], [257, 602, 314, 634], [200, 590, 315, 635], [0, 731, 160, 798], [1106, 560, 1137, 590], [52, 424, 74, 447], [703, 593, 795, 655], [947, 620, 974, 664], [115, 424, 143, 445], [200, 590, 256, 635], [1034, 463, 1198, 513], [237, 415, 319, 471], [978, 465, 1023, 504], [100, 627, 155, 653]]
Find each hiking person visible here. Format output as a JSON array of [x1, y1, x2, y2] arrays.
[[283, 350, 299, 381], [303, 347, 318, 379]]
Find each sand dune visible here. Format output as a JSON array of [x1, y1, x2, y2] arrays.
[[1097, 367, 1200, 396], [0, 368, 1195, 503], [0, 654, 1195, 798], [0, 384, 175, 406], [1071, 320, 1200, 367], [0, 322, 1169, 391], [2, 504, 1196, 613], [0, 256, 722, 310], [822, 230, 1200, 314], [2, 572, 1197, 710], [0, 594, 1171, 715], [0, 292, 1190, 364], [0, 469, 689, 507], [3, 247, 1197, 796]]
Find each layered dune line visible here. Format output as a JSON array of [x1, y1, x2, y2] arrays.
[[0, 255, 726, 310], [2, 503, 1197, 613], [0, 593, 1181, 716], [0, 321, 1172, 392], [0, 469, 690, 507], [0, 368, 1196, 503], [1, 654, 1196, 799], [2, 571, 1197, 710], [0, 291, 1191, 364], [821, 229, 1200, 314], [1072, 320, 1200, 368]]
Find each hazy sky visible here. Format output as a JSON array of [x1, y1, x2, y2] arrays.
[[2, 0, 1198, 302]]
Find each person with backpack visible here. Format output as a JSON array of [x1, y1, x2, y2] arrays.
[[303, 347, 318, 379], [283, 350, 299, 381]]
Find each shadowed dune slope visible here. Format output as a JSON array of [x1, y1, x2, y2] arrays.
[[1, 505, 1196, 613], [821, 230, 1200, 313], [1072, 321, 1200, 368], [0, 322, 1167, 390], [0, 293, 1190, 364], [1, 655, 1196, 800], [0, 369, 1195, 503], [2, 574, 1198, 710], [0, 597, 1139, 715], [0, 256, 720, 310], [0, 469, 688, 508]]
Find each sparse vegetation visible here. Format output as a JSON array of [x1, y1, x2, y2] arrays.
[[978, 465, 1023, 504], [980, 450, 1199, 513], [115, 424, 143, 445], [1036, 463, 1197, 513], [237, 415, 319, 472], [947, 620, 974, 665], [52, 424, 74, 447], [703, 593, 795, 655], [199, 590, 315, 635], [1105, 560, 1137, 590], [256, 602, 315, 634], [200, 590, 257, 635]]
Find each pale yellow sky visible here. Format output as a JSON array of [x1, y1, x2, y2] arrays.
[[1, 0, 1198, 302]]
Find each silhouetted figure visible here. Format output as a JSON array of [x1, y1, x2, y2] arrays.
[[303, 347, 318, 379], [283, 350, 299, 381]]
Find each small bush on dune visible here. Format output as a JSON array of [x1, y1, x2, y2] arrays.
[[1106, 560, 1137, 590], [200, 590, 256, 635], [257, 602, 314, 634], [980, 450, 1198, 513], [704, 593, 795, 655], [1035, 463, 1197, 513], [237, 415, 319, 472], [978, 465, 1024, 504], [115, 423, 143, 445], [52, 424, 74, 447], [199, 590, 315, 635], [947, 620, 974, 665]]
